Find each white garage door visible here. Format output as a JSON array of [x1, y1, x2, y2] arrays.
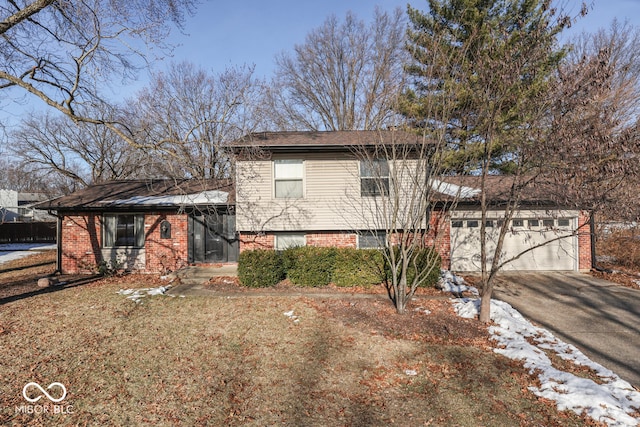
[[450, 214, 578, 271]]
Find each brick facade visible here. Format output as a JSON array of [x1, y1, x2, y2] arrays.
[[237, 209, 593, 273], [578, 210, 593, 272], [306, 232, 357, 248], [60, 208, 592, 274], [61, 213, 102, 274], [60, 212, 190, 274], [144, 213, 189, 273], [238, 218, 453, 270]]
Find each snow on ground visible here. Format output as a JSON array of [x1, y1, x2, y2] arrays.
[[0, 243, 57, 266], [117, 286, 173, 304], [442, 273, 640, 427]]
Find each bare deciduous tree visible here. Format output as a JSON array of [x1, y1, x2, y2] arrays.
[[129, 62, 264, 179], [10, 111, 154, 191], [345, 130, 456, 314], [0, 0, 197, 145], [267, 8, 408, 131], [540, 19, 640, 222]]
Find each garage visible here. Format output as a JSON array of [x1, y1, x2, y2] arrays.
[[450, 210, 579, 271]]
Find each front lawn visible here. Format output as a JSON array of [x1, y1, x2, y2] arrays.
[[0, 255, 595, 426]]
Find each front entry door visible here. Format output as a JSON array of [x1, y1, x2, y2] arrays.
[[188, 211, 238, 263]]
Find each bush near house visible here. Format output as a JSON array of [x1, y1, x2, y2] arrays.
[[332, 248, 385, 288], [384, 247, 442, 288], [237, 249, 285, 287], [284, 246, 337, 287], [238, 246, 442, 288]]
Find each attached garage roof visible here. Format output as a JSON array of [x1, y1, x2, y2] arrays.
[[436, 175, 572, 207], [35, 179, 234, 211]]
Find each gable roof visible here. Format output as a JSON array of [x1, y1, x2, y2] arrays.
[[231, 130, 424, 152], [35, 179, 234, 212]]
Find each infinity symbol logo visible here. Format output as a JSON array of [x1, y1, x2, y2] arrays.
[[22, 382, 67, 403]]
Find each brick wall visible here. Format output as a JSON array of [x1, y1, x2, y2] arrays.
[[238, 225, 451, 269], [306, 232, 356, 248], [144, 213, 189, 273], [428, 211, 451, 270], [61, 213, 102, 274], [578, 210, 593, 271], [239, 233, 275, 251], [60, 211, 191, 274]]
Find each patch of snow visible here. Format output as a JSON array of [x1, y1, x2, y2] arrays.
[[283, 310, 300, 324], [431, 179, 480, 199], [413, 306, 431, 315], [452, 297, 640, 426], [117, 285, 172, 304], [103, 190, 228, 206], [0, 243, 57, 266], [439, 270, 479, 295]]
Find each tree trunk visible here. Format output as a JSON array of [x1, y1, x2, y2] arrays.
[[479, 279, 493, 323], [395, 271, 408, 314]]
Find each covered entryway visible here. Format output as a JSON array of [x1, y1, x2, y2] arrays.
[[188, 211, 238, 263], [450, 211, 579, 271]]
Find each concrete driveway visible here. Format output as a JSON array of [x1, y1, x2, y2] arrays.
[[493, 272, 640, 388]]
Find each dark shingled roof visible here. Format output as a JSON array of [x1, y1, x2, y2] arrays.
[[231, 130, 424, 152], [35, 179, 234, 211], [438, 175, 572, 207]]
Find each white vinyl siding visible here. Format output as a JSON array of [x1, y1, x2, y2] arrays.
[[235, 153, 425, 232]]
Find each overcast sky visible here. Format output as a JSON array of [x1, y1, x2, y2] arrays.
[[3, 0, 640, 127]]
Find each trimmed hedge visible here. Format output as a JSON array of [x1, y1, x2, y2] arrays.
[[237, 249, 285, 287], [332, 248, 385, 287], [237, 246, 441, 288], [284, 246, 337, 287], [384, 246, 441, 288]]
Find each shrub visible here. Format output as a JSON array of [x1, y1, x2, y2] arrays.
[[284, 246, 337, 287], [332, 248, 385, 287], [384, 246, 441, 288], [238, 249, 285, 287]]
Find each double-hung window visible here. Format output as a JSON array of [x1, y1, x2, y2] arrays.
[[103, 214, 145, 247], [360, 159, 389, 196], [274, 160, 303, 198]]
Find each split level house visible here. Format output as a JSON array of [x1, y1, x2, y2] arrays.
[[36, 130, 592, 275]]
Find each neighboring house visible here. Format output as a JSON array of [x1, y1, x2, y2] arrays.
[[35, 180, 237, 274], [232, 131, 592, 272], [0, 189, 54, 222]]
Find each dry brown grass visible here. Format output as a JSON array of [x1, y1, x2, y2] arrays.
[[0, 253, 598, 426]]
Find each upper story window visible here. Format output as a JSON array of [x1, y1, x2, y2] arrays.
[[103, 214, 145, 248], [274, 159, 303, 199], [360, 159, 389, 197]]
